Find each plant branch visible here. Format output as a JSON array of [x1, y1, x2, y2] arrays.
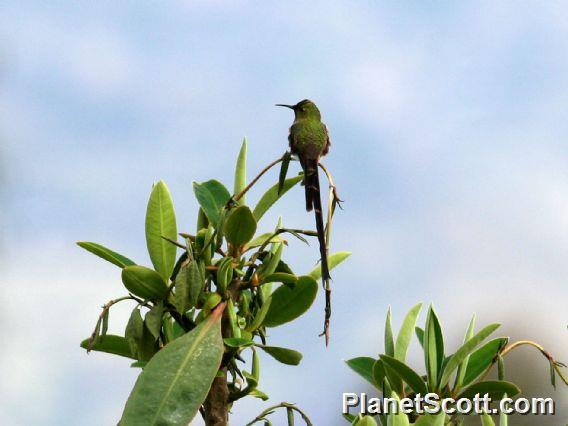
[[477, 340, 568, 387], [245, 402, 313, 426], [87, 296, 136, 351], [234, 155, 285, 202]]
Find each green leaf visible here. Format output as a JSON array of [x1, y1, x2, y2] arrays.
[[384, 307, 394, 357], [193, 179, 231, 227], [463, 338, 508, 386], [423, 306, 444, 389], [454, 314, 476, 390], [223, 337, 254, 348], [379, 355, 428, 395], [413, 413, 446, 426], [258, 244, 283, 279], [480, 413, 495, 426], [278, 151, 292, 195], [253, 174, 303, 221], [125, 308, 145, 357], [308, 251, 351, 280], [354, 416, 377, 426], [145, 181, 178, 281], [500, 395, 509, 426], [244, 233, 286, 250], [101, 309, 109, 336], [234, 138, 248, 205], [438, 323, 500, 389], [225, 206, 257, 246], [203, 293, 222, 311], [258, 345, 302, 365], [120, 306, 224, 425], [80, 335, 135, 359], [415, 326, 424, 348], [394, 302, 422, 362], [145, 303, 164, 340], [263, 275, 318, 327], [248, 389, 269, 400], [386, 392, 410, 426], [372, 359, 387, 389], [121, 265, 169, 300], [76, 242, 135, 268], [174, 261, 205, 313], [262, 272, 298, 286], [245, 297, 272, 332], [345, 357, 376, 387], [457, 380, 520, 401]]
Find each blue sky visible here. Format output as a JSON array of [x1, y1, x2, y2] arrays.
[[1, 1, 567, 425]]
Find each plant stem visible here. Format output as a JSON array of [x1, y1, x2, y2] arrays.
[[86, 296, 136, 351], [203, 303, 233, 425], [234, 156, 284, 202], [245, 402, 313, 426], [477, 340, 568, 386]]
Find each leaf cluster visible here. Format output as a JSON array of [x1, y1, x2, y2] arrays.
[[78, 139, 350, 425], [345, 303, 567, 426]]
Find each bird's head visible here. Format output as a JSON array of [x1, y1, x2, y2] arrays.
[[276, 99, 321, 120]]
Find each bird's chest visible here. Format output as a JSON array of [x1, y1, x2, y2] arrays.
[[289, 121, 326, 157]]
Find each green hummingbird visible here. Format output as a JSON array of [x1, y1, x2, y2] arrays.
[[276, 99, 332, 343]]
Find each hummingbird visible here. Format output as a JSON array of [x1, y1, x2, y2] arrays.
[[276, 99, 332, 344]]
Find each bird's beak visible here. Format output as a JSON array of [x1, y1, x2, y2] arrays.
[[275, 104, 295, 109]]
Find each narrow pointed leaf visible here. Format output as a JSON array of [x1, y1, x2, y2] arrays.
[[415, 326, 424, 348], [263, 275, 317, 327], [385, 307, 394, 357], [77, 242, 135, 268], [379, 354, 428, 395], [244, 233, 286, 250], [145, 181, 177, 280], [457, 380, 520, 401], [439, 324, 500, 388], [394, 302, 422, 362], [253, 174, 303, 221], [454, 314, 476, 390], [463, 337, 508, 386], [346, 357, 376, 387], [246, 297, 272, 332], [308, 251, 351, 280], [234, 138, 247, 205], [120, 305, 224, 425], [278, 151, 292, 195]]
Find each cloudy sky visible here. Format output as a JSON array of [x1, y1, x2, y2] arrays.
[[1, 1, 567, 425]]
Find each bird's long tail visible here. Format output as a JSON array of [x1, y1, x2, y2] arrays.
[[304, 159, 331, 345]]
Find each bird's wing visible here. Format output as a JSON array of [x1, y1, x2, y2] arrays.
[[322, 124, 331, 157], [288, 124, 299, 156]]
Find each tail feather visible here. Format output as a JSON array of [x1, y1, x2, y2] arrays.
[[304, 160, 330, 281]]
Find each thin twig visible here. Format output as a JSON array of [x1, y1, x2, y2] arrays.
[[245, 402, 313, 426], [477, 340, 568, 387], [234, 156, 284, 201], [161, 235, 186, 250], [317, 161, 342, 346], [86, 296, 136, 351]]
